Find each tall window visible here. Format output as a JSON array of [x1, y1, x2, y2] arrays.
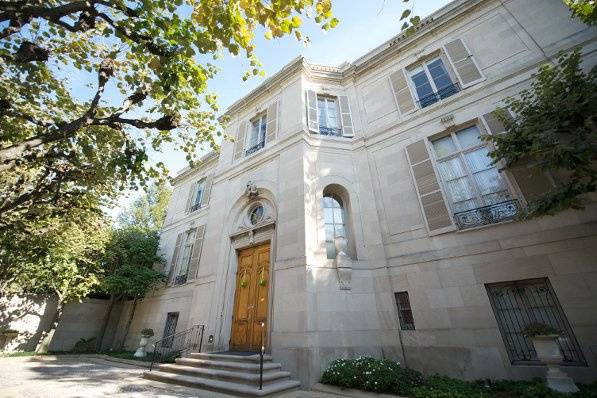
[[246, 114, 267, 155], [486, 278, 585, 365], [323, 193, 347, 259], [409, 57, 459, 108], [190, 179, 205, 212], [395, 292, 415, 330], [431, 125, 512, 216], [317, 95, 341, 136], [175, 229, 196, 285]]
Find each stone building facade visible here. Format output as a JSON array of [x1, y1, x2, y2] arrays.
[[120, 0, 597, 387]]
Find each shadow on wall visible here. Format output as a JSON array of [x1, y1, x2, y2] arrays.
[[0, 294, 123, 352]]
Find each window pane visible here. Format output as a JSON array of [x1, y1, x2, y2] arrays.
[[473, 168, 506, 195], [411, 70, 434, 100], [325, 225, 334, 241], [324, 207, 334, 224], [465, 146, 492, 172], [432, 136, 457, 158], [334, 225, 346, 239], [453, 198, 477, 213], [326, 242, 336, 259], [427, 58, 453, 90], [437, 157, 466, 181], [457, 126, 483, 149], [326, 100, 339, 128], [446, 177, 475, 203], [482, 191, 511, 206], [333, 208, 343, 224], [318, 98, 327, 127]]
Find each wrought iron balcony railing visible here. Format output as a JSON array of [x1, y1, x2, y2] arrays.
[[245, 140, 265, 156], [189, 202, 201, 212], [318, 126, 343, 136], [173, 274, 187, 286], [417, 82, 460, 108], [453, 199, 520, 230]]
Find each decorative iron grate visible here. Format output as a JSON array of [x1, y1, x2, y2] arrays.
[[453, 199, 520, 230], [245, 140, 265, 156], [417, 82, 460, 108], [173, 274, 187, 286], [190, 202, 201, 212], [318, 126, 343, 136]]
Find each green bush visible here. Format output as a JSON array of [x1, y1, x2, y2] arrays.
[[320, 356, 423, 395], [72, 337, 97, 353], [411, 375, 489, 398]]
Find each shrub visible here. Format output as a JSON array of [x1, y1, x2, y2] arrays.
[[140, 328, 154, 338], [411, 375, 489, 398], [72, 337, 97, 353], [320, 356, 423, 395], [522, 323, 559, 337]]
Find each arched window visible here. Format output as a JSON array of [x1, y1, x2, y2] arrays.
[[323, 192, 347, 259]]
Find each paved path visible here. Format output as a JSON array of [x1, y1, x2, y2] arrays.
[[0, 356, 342, 398]]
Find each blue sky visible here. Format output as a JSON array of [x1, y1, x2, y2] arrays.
[[112, 0, 451, 214]]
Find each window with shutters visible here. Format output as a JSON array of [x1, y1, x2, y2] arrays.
[[174, 228, 196, 285], [317, 95, 342, 136], [395, 291, 415, 330], [189, 178, 205, 213], [408, 57, 460, 109], [430, 125, 520, 230], [246, 113, 267, 156], [486, 278, 586, 366]]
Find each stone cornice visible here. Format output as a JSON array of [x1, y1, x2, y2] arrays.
[[172, 150, 220, 184]]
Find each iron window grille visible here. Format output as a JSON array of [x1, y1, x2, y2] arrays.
[[453, 199, 520, 230], [173, 274, 188, 286], [190, 202, 202, 212], [416, 82, 460, 108], [161, 312, 179, 348], [486, 278, 586, 366], [318, 126, 343, 136], [245, 140, 265, 156], [395, 291, 415, 330]]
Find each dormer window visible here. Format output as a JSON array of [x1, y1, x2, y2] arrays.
[[246, 114, 267, 156], [409, 57, 459, 108], [317, 95, 341, 136]]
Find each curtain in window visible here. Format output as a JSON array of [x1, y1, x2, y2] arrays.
[[437, 157, 476, 212]]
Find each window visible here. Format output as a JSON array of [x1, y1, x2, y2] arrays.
[[317, 95, 342, 136], [246, 114, 267, 156], [395, 292, 415, 330], [486, 279, 586, 365], [409, 57, 459, 108], [175, 229, 196, 285], [430, 125, 519, 229], [323, 193, 347, 259], [190, 179, 205, 212], [161, 312, 179, 348], [249, 204, 264, 225]]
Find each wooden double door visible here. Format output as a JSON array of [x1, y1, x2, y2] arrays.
[[230, 243, 270, 351]]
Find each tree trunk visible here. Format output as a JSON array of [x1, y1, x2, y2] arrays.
[[119, 298, 138, 351], [35, 299, 63, 353], [96, 294, 118, 352]]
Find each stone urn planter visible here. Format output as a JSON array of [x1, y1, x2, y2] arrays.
[[524, 323, 579, 394], [134, 328, 154, 358]]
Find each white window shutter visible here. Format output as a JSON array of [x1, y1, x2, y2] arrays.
[[168, 233, 183, 284], [266, 100, 279, 143], [405, 140, 453, 233], [200, 174, 213, 207], [187, 225, 206, 280], [185, 181, 197, 213], [389, 69, 416, 115], [233, 121, 247, 160], [338, 95, 354, 137], [306, 90, 319, 132], [444, 38, 483, 87]]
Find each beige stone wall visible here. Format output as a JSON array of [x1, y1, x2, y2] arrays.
[[120, 0, 597, 388]]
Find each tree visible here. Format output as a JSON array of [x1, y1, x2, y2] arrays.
[[565, 0, 597, 25], [0, 210, 109, 352], [0, 0, 337, 233], [96, 227, 164, 351], [118, 181, 172, 232], [485, 50, 597, 219]]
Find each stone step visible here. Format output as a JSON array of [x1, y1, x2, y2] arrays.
[[157, 363, 291, 386], [144, 370, 301, 396], [188, 352, 272, 362], [175, 357, 281, 373]]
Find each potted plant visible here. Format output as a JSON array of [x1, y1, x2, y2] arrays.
[[134, 328, 154, 358], [523, 322, 579, 393]]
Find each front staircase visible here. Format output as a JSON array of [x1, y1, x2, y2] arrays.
[[144, 352, 301, 396]]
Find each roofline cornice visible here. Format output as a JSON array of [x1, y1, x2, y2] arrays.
[[172, 150, 220, 184]]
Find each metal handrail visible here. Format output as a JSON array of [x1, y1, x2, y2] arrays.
[[259, 322, 265, 390], [149, 324, 205, 371]]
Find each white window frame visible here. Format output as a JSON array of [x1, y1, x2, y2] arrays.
[[316, 95, 342, 136], [408, 56, 457, 109], [429, 124, 513, 215], [245, 113, 267, 155]]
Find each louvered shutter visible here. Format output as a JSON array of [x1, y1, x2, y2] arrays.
[[187, 225, 206, 280], [265, 100, 279, 143], [168, 233, 183, 284], [444, 39, 483, 87], [185, 181, 197, 213], [406, 140, 453, 233], [233, 121, 247, 160], [306, 90, 319, 132], [201, 174, 213, 207], [482, 111, 553, 203], [338, 95, 354, 137], [389, 69, 416, 114]]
